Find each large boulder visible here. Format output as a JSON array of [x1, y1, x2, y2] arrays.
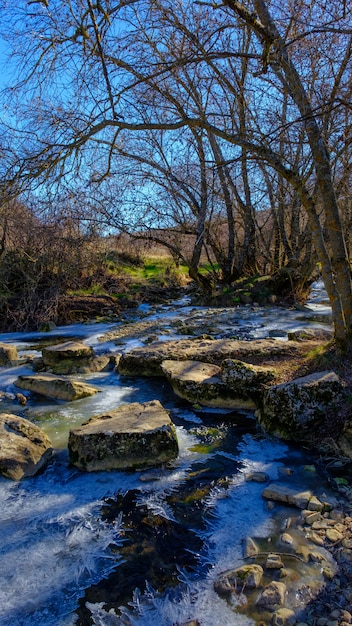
[[68, 400, 179, 471], [259, 371, 344, 439], [0, 342, 18, 366], [0, 413, 53, 480], [41, 340, 110, 374], [14, 374, 99, 401], [161, 359, 255, 409], [118, 338, 305, 377], [221, 359, 275, 402]]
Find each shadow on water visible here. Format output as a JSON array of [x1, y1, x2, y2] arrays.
[[73, 411, 260, 624]]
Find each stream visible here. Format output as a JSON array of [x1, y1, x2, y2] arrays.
[[0, 282, 336, 626]]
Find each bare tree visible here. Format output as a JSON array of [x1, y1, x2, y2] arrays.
[[1, 0, 352, 345]]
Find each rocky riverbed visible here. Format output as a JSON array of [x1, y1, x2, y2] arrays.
[[1, 293, 352, 625]]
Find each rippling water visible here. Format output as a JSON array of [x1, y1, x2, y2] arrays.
[[0, 288, 335, 625]]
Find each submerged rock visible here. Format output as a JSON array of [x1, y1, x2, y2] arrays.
[[256, 581, 286, 608], [14, 374, 99, 401], [68, 400, 179, 471], [161, 359, 255, 409], [0, 342, 18, 366], [0, 412, 53, 480], [214, 564, 264, 596], [259, 371, 344, 439]]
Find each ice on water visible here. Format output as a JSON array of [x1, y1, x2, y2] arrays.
[[0, 286, 332, 625]]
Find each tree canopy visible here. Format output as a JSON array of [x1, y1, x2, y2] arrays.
[[0, 0, 351, 344]]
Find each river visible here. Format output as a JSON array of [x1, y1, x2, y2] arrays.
[[0, 283, 335, 626]]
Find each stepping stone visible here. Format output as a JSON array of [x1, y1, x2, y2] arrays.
[[14, 374, 99, 401], [68, 400, 179, 471], [0, 413, 53, 480]]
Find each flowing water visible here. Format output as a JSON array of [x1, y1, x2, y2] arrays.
[[0, 283, 336, 626]]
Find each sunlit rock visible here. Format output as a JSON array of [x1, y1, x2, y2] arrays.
[[265, 553, 284, 569], [41, 340, 111, 374], [42, 340, 93, 363], [221, 358, 275, 402], [117, 338, 305, 377], [0, 412, 53, 480], [259, 371, 344, 439], [272, 608, 296, 625], [0, 342, 18, 366], [68, 400, 179, 471], [287, 328, 333, 341], [262, 484, 325, 510], [214, 564, 264, 597], [256, 580, 286, 608], [243, 537, 259, 558], [161, 359, 255, 409], [14, 374, 99, 401]]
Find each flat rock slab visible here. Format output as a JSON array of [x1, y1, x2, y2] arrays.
[[118, 338, 304, 377], [41, 341, 111, 374], [42, 340, 94, 365], [262, 484, 326, 510], [221, 358, 275, 394], [14, 374, 99, 401], [260, 370, 343, 439], [161, 359, 255, 409], [68, 400, 179, 471], [0, 413, 53, 480]]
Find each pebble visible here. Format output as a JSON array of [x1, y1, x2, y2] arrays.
[[326, 528, 343, 542]]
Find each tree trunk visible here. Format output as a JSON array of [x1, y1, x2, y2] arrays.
[[224, 0, 352, 347]]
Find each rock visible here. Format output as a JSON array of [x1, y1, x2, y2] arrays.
[[15, 393, 27, 405], [245, 471, 269, 483], [278, 467, 295, 477], [256, 581, 286, 609], [0, 342, 18, 366], [265, 553, 284, 569], [308, 532, 325, 546], [161, 359, 255, 409], [243, 537, 259, 558], [0, 413, 53, 480], [272, 608, 297, 625], [287, 329, 333, 341], [68, 400, 179, 471], [221, 358, 275, 399], [304, 511, 321, 525], [280, 533, 294, 546], [259, 371, 343, 439], [41, 340, 109, 374], [117, 338, 306, 377], [262, 484, 318, 509], [14, 374, 99, 401], [42, 340, 93, 364], [308, 495, 324, 511], [214, 564, 263, 596], [326, 528, 343, 543], [337, 423, 352, 459]]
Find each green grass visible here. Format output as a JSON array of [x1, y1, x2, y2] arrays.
[[121, 256, 189, 284]]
